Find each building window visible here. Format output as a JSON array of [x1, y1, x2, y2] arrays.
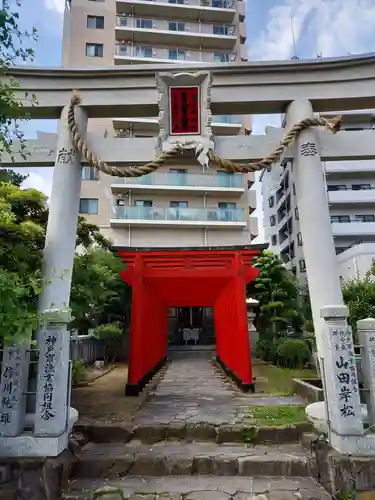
[[327, 184, 347, 191], [169, 49, 186, 60], [135, 46, 152, 58], [170, 201, 189, 208], [352, 184, 371, 190], [87, 15, 104, 29], [292, 183, 296, 195], [297, 232, 302, 246], [169, 21, 185, 31], [136, 19, 153, 29], [271, 235, 277, 246], [81, 166, 99, 180], [355, 214, 375, 222], [330, 215, 350, 223], [218, 202, 236, 210], [79, 198, 98, 214], [294, 207, 299, 220], [268, 196, 274, 208], [134, 200, 153, 207], [213, 24, 229, 35], [214, 52, 229, 63], [270, 215, 276, 226], [86, 43, 103, 57], [168, 0, 184, 3], [299, 259, 306, 272]]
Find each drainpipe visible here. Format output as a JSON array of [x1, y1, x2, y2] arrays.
[[128, 225, 131, 246], [203, 192, 208, 245]]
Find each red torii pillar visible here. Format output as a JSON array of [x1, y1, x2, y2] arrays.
[[116, 246, 263, 396]]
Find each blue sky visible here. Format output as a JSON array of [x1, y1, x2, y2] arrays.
[[13, 0, 375, 238]]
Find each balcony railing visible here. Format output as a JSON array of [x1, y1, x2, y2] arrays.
[[112, 206, 246, 222], [118, 0, 235, 8], [116, 16, 236, 35], [211, 115, 241, 124], [115, 44, 236, 62], [112, 172, 244, 188]]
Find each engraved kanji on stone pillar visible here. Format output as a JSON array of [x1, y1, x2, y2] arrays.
[[0, 346, 28, 436], [357, 318, 375, 429], [320, 305, 363, 437]]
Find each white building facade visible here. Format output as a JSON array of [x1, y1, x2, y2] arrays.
[[261, 112, 375, 283]]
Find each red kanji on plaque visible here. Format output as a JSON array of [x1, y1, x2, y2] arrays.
[[170, 86, 200, 135]]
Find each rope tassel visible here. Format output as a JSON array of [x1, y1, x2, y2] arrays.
[[67, 91, 343, 178]]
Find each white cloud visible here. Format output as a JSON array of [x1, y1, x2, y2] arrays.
[[22, 172, 53, 198], [44, 0, 64, 14], [251, 0, 375, 61]]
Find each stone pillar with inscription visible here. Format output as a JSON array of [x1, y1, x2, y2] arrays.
[[0, 346, 29, 437], [357, 318, 375, 429], [320, 306, 363, 446], [34, 104, 87, 439], [286, 100, 345, 357]]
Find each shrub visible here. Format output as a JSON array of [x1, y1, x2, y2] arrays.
[[94, 321, 123, 362], [255, 338, 277, 363], [72, 359, 86, 387], [276, 338, 311, 369]]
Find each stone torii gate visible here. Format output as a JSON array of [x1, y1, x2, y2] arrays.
[[3, 55, 375, 458]]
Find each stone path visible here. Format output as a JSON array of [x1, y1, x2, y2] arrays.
[[135, 358, 304, 425]]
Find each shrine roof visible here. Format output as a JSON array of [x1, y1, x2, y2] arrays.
[[113, 243, 268, 255]]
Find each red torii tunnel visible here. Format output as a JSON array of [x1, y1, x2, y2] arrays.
[[116, 245, 265, 396]]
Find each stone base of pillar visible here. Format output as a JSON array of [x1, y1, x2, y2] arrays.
[[0, 449, 73, 500], [304, 433, 375, 494], [0, 407, 78, 458], [0, 432, 69, 458]]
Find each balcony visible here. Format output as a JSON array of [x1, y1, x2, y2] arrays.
[[331, 220, 375, 238], [114, 44, 237, 64], [113, 114, 242, 135], [115, 16, 236, 49], [328, 187, 375, 206], [111, 172, 245, 196], [325, 160, 375, 177], [110, 206, 246, 228], [116, 0, 236, 23]]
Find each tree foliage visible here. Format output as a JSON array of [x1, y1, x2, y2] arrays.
[[69, 249, 131, 335], [0, 174, 115, 342], [0, 0, 38, 161], [247, 250, 302, 334], [342, 265, 375, 332]]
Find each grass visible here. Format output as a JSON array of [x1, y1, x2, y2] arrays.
[[252, 359, 317, 395], [247, 405, 307, 427]]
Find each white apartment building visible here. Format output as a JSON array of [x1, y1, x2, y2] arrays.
[[62, 0, 257, 340], [261, 112, 375, 283]]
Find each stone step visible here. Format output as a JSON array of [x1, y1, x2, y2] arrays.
[[74, 422, 312, 445], [72, 442, 314, 479], [65, 475, 330, 500]]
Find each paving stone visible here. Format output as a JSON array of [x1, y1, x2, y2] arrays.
[[73, 457, 115, 478], [237, 455, 308, 477], [269, 492, 299, 500], [185, 423, 217, 442], [156, 494, 182, 500], [76, 424, 134, 443], [192, 456, 214, 475], [92, 485, 130, 500], [233, 494, 268, 500], [130, 455, 169, 476], [130, 495, 155, 500], [167, 455, 193, 475], [134, 425, 167, 444], [185, 492, 231, 500], [217, 424, 245, 443], [166, 423, 186, 440], [212, 456, 238, 476]]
